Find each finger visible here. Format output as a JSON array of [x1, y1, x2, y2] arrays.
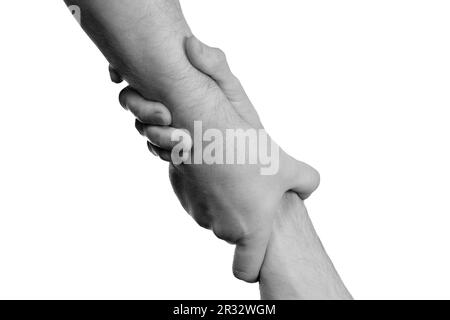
[[146, 141, 159, 156], [147, 141, 172, 162], [233, 231, 271, 283], [186, 36, 248, 104], [136, 120, 192, 151], [119, 87, 172, 126], [109, 65, 123, 84]]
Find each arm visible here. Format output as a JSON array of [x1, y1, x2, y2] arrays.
[[116, 42, 351, 299], [119, 93, 352, 299], [259, 193, 352, 300], [64, 0, 207, 119], [65, 0, 322, 282]]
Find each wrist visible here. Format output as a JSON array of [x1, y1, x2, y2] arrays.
[[259, 192, 352, 300]]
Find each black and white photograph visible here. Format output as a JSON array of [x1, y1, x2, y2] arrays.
[[1, 0, 450, 305]]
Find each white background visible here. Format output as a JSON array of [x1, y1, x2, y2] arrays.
[[0, 0, 449, 299]]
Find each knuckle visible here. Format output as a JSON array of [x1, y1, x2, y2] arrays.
[[232, 269, 256, 283], [190, 206, 213, 230], [212, 227, 235, 243], [212, 222, 243, 244], [196, 219, 212, 230], [310, 167, 321, 191]]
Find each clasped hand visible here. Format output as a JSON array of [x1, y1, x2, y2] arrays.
[[110, 37, 320, 283]]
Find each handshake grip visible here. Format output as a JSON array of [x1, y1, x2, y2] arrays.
[[168, 142, 320, 283], [114, 37, 321, 283], [66, 0, 320, 283]]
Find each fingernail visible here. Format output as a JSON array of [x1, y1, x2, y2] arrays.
[[147, 141, 157, 156], [135, 120, 144, 135]]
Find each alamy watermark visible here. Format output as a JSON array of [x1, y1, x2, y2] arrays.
[[170, 121, 280, 176]]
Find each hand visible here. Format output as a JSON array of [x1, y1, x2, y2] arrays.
[[111, 37, 320, 282]]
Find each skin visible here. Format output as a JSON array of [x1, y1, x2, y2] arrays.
[[116, 40, 352, 299], [260, 193, 352, 299], [65, 0, 320, 282]]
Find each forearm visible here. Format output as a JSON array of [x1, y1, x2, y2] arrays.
[[64, 0, 209, 118], [259, 193, 352, 300], [65, 2, 334, 291]]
